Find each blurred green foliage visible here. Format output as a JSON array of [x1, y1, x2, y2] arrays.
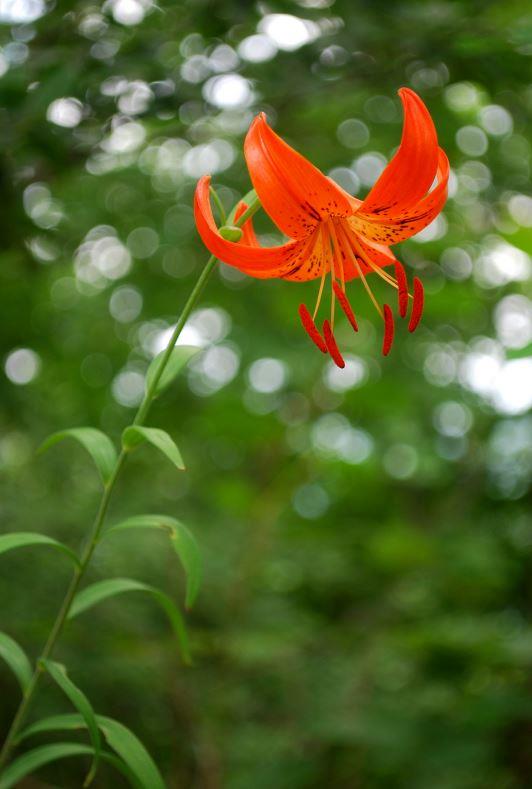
[[1, 0, 532, 786]]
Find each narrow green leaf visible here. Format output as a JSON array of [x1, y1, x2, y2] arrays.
[[0, 532, 80, 568], [38, 428, 117, 485], [68, 578, 190, 664], [0, 743, 91, 789], [0, 742, 138, 789], [0, 632, 32, 693], [122, 426, 185, 471], [145, 345, 200, 397], [19, 713, 165, 789], [41, 660, 101, 786], [148, 590, 191, 665], [97, 716, 166, 789], [20, 712, 84, 741], [104, 515, 201, 608]]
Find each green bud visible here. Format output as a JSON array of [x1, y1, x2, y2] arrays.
[[219, 225, 243, 242]]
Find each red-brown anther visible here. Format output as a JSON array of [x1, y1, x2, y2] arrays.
[[382, 304, 394, 356], [323, 320, 345, 368], [298, 304, 327, 353], [408, 277, 424, 332], [394, 261, 408, 318], [332, 280, 359, 332]]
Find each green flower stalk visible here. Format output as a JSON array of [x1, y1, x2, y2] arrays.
[[0, 192, 261, 779]]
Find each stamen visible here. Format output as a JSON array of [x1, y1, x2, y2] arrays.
[[332, 280, 358, 333], [327, 221, 346, 291], [382, 304, 394, 356], [312, 269, 327, 321], [394, 261, 408, 318], [408, 277, 424, 333], [348, 231, 397, 288], [299, 304, 327, 353], [319, 225, 335, 327], [337, 226, 383, 319], [323, 319, 345, 368]]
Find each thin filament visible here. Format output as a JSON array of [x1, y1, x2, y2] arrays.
[[328, 221, 346, 292], [349, 232, 398, 288], [337, 225, 383, 319], [312, 268, 327, 321], [353, 237, 416, 317], [322, 226, 338, 327]]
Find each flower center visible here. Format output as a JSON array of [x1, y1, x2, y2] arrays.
[[298, 219, 425, 367]]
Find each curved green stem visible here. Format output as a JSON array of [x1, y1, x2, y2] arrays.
[[0, 194, 260, 774], [134, 253, 217, 426]]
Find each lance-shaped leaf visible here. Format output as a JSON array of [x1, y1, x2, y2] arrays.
[[104, 514, 201, 608], [0, 533, 80, 568], [39, 428, 117, 485], [41, 660, 101, 787], [19, 713, 164, 789], [68, 578, 190, 664], [145, 345, 200, 397], [122, 426, 185, 471], [95, 716, 166, 789], [0, 632, 32, 693], [0, 742, 138, 789]]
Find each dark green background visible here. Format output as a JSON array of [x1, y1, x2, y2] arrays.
[[1, 0, 531, 786]]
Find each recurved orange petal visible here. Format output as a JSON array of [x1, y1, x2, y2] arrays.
[[244, 113, 356, 240], [280, 225, 328, 282], [240, 230, 326, 280], [360, 88, 439, 217], [348, 148, 449, 245], [194, 176, 322, 280], [233, 202, 260, 247]]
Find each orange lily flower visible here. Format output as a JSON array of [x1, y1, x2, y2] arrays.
[[194, 88, 449, 368]]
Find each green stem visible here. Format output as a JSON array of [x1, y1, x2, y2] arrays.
[[209, 187, 226, 226], [0, 455, 125, 771], [0, 194, 261, 773], [134, 253, 217, 426]]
